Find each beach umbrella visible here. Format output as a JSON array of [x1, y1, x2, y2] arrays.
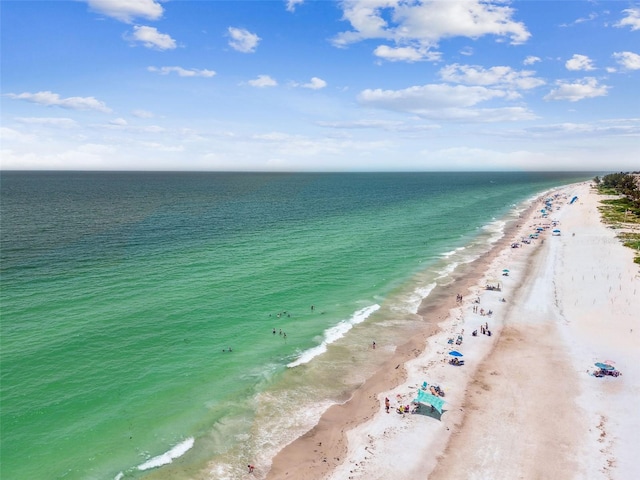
[[502, 269, 510, 273], [553, 229, 561, 233], [449, 351, 463, 357], [594, 362, 615, 371]]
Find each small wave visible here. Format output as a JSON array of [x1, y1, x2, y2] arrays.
[[400, 282, 437, 313], [137, 437, 194, 471], [440, 246, 466, 258], [287, 304, 380, 368], [114, 473, 124, 480], [435, 261, 460, 279]]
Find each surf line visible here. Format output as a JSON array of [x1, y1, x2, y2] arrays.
[[287, 304, 380, 368]]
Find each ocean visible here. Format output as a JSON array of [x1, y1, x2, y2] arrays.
[[0, 171, 591, 480]]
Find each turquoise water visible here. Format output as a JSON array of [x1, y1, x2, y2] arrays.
[[0, 172, 590, 479]]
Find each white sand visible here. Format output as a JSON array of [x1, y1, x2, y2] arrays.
[[323, 182, 640, 480]]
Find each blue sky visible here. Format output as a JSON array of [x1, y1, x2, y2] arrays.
[[1, 0, 639, 171]]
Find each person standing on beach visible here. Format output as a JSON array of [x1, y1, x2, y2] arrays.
[[248, 464, 255, 473], [372, 341, 376, 349], [385, 397, 390, 413]]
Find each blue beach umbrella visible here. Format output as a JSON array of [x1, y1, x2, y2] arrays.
[[449, 351, 463, 357]]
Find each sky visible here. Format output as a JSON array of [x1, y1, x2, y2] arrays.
[[1, 0, 639, 172]]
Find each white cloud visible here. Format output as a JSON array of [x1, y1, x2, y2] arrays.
[[523, 56, 541, 65], [439, 64, 545, 90], [373, 45, 439, 62], [333, 0, 530, 56], [459, 46, 474, 56], [286, 0, 304, 13], [616, 7, 640, 31], [565, 54, 596, 71], [301, 77, 327, 90], [148, 66, 216, 77], [110, 118, 128, 126], [544, 77, 609, 102], [86, 0, 164, 23], [5, 91, 112, 113], [129, 26, 176, 50], [613, 51, 640, 70], [357, 83, 535, 121], [248, 75, 277, 87], [559, 12, 598, 28], [228, 27, 261, 53]]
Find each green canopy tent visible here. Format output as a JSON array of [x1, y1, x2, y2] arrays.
[[413, 389, 445, 414]]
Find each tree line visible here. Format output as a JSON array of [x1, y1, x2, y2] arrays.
[[594, 172, 640, 212]]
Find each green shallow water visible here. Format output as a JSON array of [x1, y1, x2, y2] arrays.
[[0, 171, 591, 479]]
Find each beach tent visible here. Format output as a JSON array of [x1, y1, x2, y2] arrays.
[[413, 389, 446, 414]]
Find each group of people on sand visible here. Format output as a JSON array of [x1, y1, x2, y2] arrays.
[[471, 322, 491, 337]]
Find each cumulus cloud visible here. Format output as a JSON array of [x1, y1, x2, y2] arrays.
[[248, 75, 277, 87], [301, 77, 327, 89], [439, 64, 545, 90], [86, 0, 164, 23], [373, 45, 439, 62], [357, 83, 535, 121], [544, 77, 609, 102], [565, 54, 595, 71], [148, 66, 216, 77], [228, 27, 261, 53], [332, 0, 530, 62], [128, 26, 176, 50], [523, 56, 541, 65], [616, 7, 640, 30], [5, 91, 112, 113], [613, 51, 640, 70]]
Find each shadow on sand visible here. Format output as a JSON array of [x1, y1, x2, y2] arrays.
[[411, 406, 446, 421]]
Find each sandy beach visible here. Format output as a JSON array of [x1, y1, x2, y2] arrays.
[[266, 182, 640, 480]]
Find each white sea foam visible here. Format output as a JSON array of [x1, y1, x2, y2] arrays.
[[440, 246, 466, 258], [114, 473, 124, 480], [407, 282, 437, 313], [481, 218, 507, 244], [287, 304, 380, 368], [435, 261, 460, 279], [137, 437, 195, 471]]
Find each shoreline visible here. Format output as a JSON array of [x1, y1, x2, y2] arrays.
[[266, 190, 547, 479], [266, 181, 640, 480]]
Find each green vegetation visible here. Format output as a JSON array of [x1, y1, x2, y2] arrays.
[[595, 172, 640, 264]]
